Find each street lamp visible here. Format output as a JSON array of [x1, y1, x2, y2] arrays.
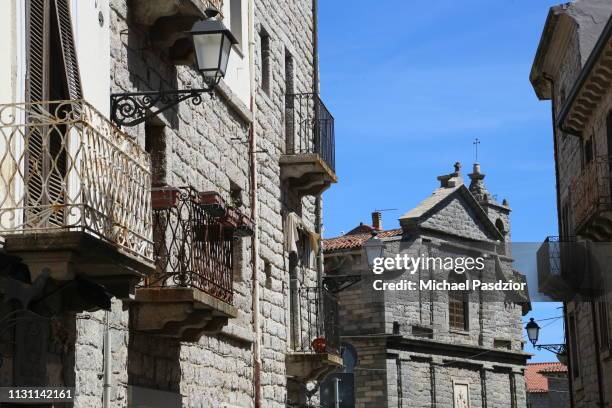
[[110, 8, 237, 127], [525, 318, 540, 346], [363, 231, 386, 268], [191, 12, 237, 85], [525, 317, 566, 358]]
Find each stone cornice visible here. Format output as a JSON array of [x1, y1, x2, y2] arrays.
[[386, 336, 531, 366]]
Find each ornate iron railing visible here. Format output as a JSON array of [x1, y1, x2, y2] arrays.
[[0, 100, 153, 262], [147, 186, 234, 304], [570, 155, 612, 231], [294, 286, 340, 355], [285, 93, 335, 172], [537, 236, 564, 291]]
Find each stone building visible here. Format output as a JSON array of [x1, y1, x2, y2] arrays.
[[530, 0, 612, 406], [0, 0, 339, 407], [323, 163, 530, 408], [525, 363, 570, 408]]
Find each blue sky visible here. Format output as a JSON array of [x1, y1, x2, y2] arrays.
[[318, 0, 565, 362]]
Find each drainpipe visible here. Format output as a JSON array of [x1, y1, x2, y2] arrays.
[[247, 0, 262, 406], [312, 0, 323, 289], [102, 310, 111, 408], [543, 73, 575, 408]]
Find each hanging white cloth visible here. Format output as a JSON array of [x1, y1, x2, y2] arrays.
[[284, 212, 320, 268]]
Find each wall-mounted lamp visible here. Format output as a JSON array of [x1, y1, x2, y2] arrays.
[[525, 317, 567, 360], [110, 8, 237, 127], [363, 231, 386, 268]]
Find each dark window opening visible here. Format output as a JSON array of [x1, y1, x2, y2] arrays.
[[584, 138, 593, 165], [145, 123, 167, 187], [230, 180, 244, 209], [260, 28, 271, 95], [569, 312, 580, 378], [495, 218, 505, 236], [284, 50, 294, 154], [561, 203, 571, 240], [264, 259, 272, 289]]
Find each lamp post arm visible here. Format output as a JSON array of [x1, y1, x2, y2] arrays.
[[110, 86, 215, 127], [534, 344, 566, 355]]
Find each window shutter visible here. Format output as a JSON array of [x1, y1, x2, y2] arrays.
[[25, 0, 50, 103], [24, 0, 82, 228], [24, 0, 50, 226], [54, 0, 82, 100]]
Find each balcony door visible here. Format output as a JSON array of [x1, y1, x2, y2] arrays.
[[24, 0, 81, 228]]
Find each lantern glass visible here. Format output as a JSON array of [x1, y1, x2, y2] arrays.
[[191, 18, 237, 84], [525, 318, 540, 346], [363, 235, 385, 268]]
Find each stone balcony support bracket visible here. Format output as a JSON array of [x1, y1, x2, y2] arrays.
[[280, 154, 338, 197], [285, 352, 343, 383], [130, 287, 238, 342]]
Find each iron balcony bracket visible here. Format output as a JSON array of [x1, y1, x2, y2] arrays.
[[323, 274, 362, 294], [535, 343, 566, 355], [110, 86, 214, 127]]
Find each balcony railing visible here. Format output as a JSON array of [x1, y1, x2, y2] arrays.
[[294, 286, 340, 355], [0, 100, 153, 262], [147, 186, 236, 304], [570, 155, 612, 231], [285, 93, 335, 172]]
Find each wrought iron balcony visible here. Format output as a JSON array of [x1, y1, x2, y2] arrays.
[[569, 155, 612, 238], [131, 186, 244, 340], [537, 236, 569, 300], [282, 93, 338, 196], [286, 286, 342, 382], [536, 236, 607, 300], [148, 186, 234, 302], [0, 100, 153, 296]]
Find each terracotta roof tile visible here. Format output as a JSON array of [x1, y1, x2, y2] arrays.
[[525, 362, 567, 393], [323, 228, 403, 252]]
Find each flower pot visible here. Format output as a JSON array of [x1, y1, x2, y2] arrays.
[[311, 337, 327, 353]]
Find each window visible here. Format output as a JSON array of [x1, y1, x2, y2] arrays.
[[264, 260, 272, 289], [449, 290, 468, 331], [229, 0, 243, 52], [569, 312, 580, 378], [495, 218, 505, 236], [230, 181, 244, 208], [260, 28, 271, 95], [584, 138, 593, 166], [561, 203, 571, 241], [145, 123, 167, 187], [284, 50, 294, 153]]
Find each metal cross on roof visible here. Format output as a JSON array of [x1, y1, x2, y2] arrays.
[[473, 138, 481, 162]]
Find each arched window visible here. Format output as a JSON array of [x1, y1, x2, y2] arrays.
[[495, 218, 505, 235], [448, 272, 469, 331]]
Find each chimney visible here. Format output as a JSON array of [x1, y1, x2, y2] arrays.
[[372, 211, 382, 230]]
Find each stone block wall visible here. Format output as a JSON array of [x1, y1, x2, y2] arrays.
[[546, 7, 612, 408], [67, 0, 324, 407]]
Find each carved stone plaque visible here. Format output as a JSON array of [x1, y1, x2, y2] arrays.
[[453, 382, 470, 408]]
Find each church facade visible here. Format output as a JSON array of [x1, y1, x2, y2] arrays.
[[323, 163, 530, 408]]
